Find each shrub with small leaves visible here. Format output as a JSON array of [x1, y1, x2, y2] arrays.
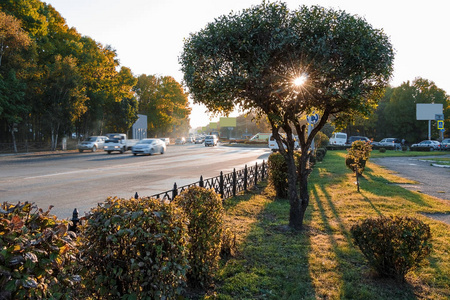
[[0, 202, 80, 300], [268, 152, 301, 198], [379, 147, 386, 153], [351, 216, 432, 281], [173, 186, 223, 288], [220, 227, 237, 259], [346, 140, 372, 191], [79, 197, 189, 299]]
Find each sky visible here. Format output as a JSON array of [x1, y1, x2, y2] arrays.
[[45, 0, 450, 129]]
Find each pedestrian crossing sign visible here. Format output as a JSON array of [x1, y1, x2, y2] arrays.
[[437, 120, 444, 130]]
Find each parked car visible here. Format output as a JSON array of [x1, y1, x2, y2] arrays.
[[329, 132, 347, 146], [77, 136, 108, 152], [175, 137, 186, 145], [132, 138, 166, 156], [204, 135, 218, 147], [268, 134, 299, 152], [103, 133, 139, 154], [347, 136, 371, 145], [377, 138, 402, 150], [186, 137, 194, 143], [441, 138, 450, 151], [411, 140, 441, 151]]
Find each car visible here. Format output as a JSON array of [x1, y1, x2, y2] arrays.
[[194, 136, 204, 144], [77, 136, 108, 152], [411, 140, 441, 151], [377, 138, 402, 150], [268, 133, 299, 151], [175, 137, 186, 145], [441, 138, 450, 151], [160, 138, 170, 146], [131, 138, 166, 156], [347, 136, 371, 145], [329, 132, 347, 146], [186, 137, 194, 143], [204, 135, 218, 147]]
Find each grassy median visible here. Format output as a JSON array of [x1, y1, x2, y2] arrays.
[[210, 150, 450, 299]]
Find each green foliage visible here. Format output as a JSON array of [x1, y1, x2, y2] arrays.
[[314, 131, 329, 149], [379, 147, 386, 153], [79, 197, 189, 299], [268, 152, 301, 198], [315, 148, 327, 162], [345, 140, 372, 175], [351, 216, 432, 281], [173, 186, 224, 288], [0, 202, 80, 299], [220, 227, 237, 259]]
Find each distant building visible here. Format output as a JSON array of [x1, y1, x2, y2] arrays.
[[132, 114, 147, 140]]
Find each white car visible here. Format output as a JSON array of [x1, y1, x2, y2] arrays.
[[204, 135, 218, 146], [268, 134, 299, 151], [378, 138, 402, 150], [77, 136, 108, 152], [329, 132, 347, 146], [411, 140, 441, 151], [132, 139, 166, 156]]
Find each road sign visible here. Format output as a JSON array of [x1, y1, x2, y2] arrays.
[[437, 120, 444, 130], [435, 114, 444, 120], [308, 113, 319, 124]]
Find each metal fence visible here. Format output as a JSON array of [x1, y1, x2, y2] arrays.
[[149, 160, 268, 201], [69, 160, 268, 231]]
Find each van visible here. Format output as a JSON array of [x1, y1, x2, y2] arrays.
[[204, 135, 218, 147], [329, 132, 347, 146], [268, 134, 299, 152]]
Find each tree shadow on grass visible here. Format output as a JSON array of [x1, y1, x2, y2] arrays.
[[307, 182, 418, 299]]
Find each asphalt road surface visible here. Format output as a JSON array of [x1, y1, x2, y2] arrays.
[[0, 144, 270, 219], [372, 154, 450, 224]]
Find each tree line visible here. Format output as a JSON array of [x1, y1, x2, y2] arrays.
[[0, 0, 190, 152]]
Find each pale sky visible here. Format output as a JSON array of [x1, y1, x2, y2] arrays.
[[45, 0, 450, 129]]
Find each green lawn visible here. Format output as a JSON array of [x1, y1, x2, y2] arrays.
[[208, 151, 450, 299]]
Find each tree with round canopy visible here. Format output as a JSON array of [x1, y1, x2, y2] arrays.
[[180, 1, 394, 230]]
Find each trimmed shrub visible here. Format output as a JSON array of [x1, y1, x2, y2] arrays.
[[379, 147, 386, 153], [173, 186, 223, 288], [268, 152, 301, 198], [351, 216, 432, 281], [316, 148, 327, 161], [0, 202, 80, 299], [79, 197, 189, 299], [220, 227, 237, 259]]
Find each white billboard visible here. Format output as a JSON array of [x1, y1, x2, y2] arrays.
[[416, 103, 443, 120]]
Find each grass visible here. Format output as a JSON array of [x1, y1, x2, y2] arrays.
[[206, 151, 450, 299]]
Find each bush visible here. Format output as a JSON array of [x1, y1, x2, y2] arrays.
[[0, 202, 80, 299], [379, 147, 386, 153], [345, 140, 372, 175], [314, 131, 330, 149], [316, 148, 327, 161], [220, 227, 237, 259], [268, 152, 301, 198], [351, 216, 432, 281], [79, 197, 189, 299], [173, 186, 223, 288]]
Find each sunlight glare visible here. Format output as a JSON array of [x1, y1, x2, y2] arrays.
[[293, 74, 308, 86]]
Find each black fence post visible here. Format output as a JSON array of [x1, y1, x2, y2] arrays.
[[254, 162, 258, 187], [232, 168, 237, 197], [244, 164, 248, 191], [262, 160, 265, 180], [134, 192, 139, 199], [219, 171, 224, 199], [199, 175, 204, 188], [172, 182, 178, 200], [68, 208, 80, 232]]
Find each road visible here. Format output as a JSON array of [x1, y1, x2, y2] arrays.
[[0, 144, 270, 219], [372, 154, 450, 224]]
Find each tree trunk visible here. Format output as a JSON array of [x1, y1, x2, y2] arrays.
[[285, 152, 303, 230], [297, 153, 310, 229]]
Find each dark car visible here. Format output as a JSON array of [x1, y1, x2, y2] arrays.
[[441, 138, 450, 151], [347, 136, 371, 145]]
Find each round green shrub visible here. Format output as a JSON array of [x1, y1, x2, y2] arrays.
[[173, 186, 223, 288], [0, 202, 79, 299], [379, 147, 386, 153], [268, 152, 301, 199], [351, 215, 432, 281], [79, 197, 189, 299]]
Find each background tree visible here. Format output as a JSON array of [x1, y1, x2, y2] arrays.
[[180, 2, 394, 230], [384, 78, 448, 143], [134, 74, 190, 137]]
